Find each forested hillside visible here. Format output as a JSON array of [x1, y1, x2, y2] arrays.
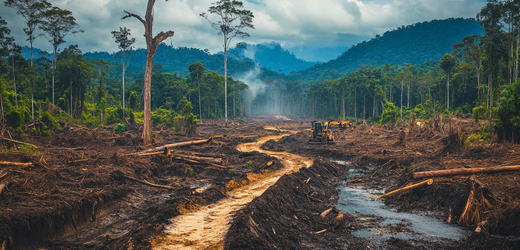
[[83, 43, 279, 79], [229, 42, 316, 74], [291, 18, 483, 82]]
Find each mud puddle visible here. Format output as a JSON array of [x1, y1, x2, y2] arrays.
[[335, 160, 471, 247], [153, 133, 312, 250]]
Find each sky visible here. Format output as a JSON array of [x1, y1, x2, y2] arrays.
[[1, 0, 487, 60]]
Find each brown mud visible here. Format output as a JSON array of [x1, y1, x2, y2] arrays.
[[1, 116, 520, 249]]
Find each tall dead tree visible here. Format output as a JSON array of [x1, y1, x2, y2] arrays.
[[122, 0, 174, 145]]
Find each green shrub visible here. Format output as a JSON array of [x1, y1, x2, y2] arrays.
[[380, 101, 399, 125], [246, 160, 252, 169], [187, 167, 194, 176], [5, 110, 23, 129], [228, 168, 235, 177], [18, 145, 39, 154], [40, 126, 51, 137], [114, 123, 126, 132], [57, 97, 68, 112], [173, 116, 182, 132], [40, 111, 55, 127]]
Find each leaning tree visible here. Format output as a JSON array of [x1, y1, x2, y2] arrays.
[[201, 0, 254, 124], [122, 0, 174, 145]]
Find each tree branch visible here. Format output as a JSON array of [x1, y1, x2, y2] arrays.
[[152, 31, 174, 48], [122, 10, 145, 26]]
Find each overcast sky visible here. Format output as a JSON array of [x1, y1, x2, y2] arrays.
[[1, 0, 487, 56]]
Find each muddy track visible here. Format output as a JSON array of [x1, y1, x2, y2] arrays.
[[152, 132, 312, 249]]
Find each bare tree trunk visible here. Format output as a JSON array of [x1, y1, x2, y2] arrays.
[[407, 83, 410, 108], [373, 94, 376, 118], [363, 93, 366, 121], [123, 1, 174, 144], [12, 56, 18, 110], [70, 79, 73, 117], [355, 86, 357, 122], [400, 79, 403, 120], [514, 20, 520, 83], [342, 87, 345, 120], [52, 46, 56, 105], [122, 51, 126, 117], [446, 72, 450, 110], [31, 77, 34, 119], [198, 74, 202, 124], [224, 37, 228, 125]]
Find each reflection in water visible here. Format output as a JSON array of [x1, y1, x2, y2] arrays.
[[335, 171, 470, 246]]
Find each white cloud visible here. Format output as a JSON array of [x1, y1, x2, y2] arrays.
[[0, 0, 486, 54]]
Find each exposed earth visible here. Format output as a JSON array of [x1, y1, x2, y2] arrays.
[[1, 116, 520, 249]]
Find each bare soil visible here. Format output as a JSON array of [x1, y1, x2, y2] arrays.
[[1, 116, 520, 249]]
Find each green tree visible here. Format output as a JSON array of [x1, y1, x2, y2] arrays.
[[188, 61, 206, 123], [122, 0, 174, 145], [4, 0, 50, 65], [452, 34, 484, 100], [55, 44, 92, 117], [477, 0, 505, 127], [201, 0, 254, 124], [439, 53, 456, 109], [39, 5, 83, 105], [111, 27, 135, 117]]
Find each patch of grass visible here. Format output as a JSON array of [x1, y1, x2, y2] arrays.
[[246, 161, 252, 169], [356, 158, 361, 163], [228, 168, 235, 177], [225, 132, 233, 136], [187, 167, 194, 176]]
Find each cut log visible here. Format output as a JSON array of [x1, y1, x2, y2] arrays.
[[0, 182, 8, 197], [174, 150, 221, 158], [172, 157, 226, 169], [413, 165, 520, 179], [376, 179, 433, 199], [0, 170, 7, 180], [113, 171, 176, 190], [320, 207, 333, 218], [135, 137, 213, 154], [314, 229, 327, 234], [172, 154, 222, 164], [0, 137, 37, 148], [41, 147, 87, 151], [0, 161, 33, 167]]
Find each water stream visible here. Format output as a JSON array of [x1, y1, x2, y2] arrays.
[[334, 161, 471, 247]]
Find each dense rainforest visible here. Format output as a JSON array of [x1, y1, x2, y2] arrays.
[[1, 0, 520, 143]]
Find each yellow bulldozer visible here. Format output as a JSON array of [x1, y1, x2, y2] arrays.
[[309, 120, 351, 143]]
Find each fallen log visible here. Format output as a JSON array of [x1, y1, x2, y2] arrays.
[[413, 165, 520, 179], [112, 171, 175, 190], [135, 137, 213, 154], [0, 161, 33, 167], [320, 207, 333, 218], [0, 170, 7, 180], [376, 179, 433, 199], [41, 147, 87, 151], [172, 154, 222, 164], [135, 151, 223, 164], [172, 157, 226, 169], [174, 150, 221, 158], [0, 138, 37, 148], [0, 182, 9, 197]]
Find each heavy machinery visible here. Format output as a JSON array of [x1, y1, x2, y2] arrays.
[[309, 120, 352, 143]]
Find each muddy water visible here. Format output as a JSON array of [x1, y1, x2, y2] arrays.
[[335, 162, 471, 247], [153, 133, 312, 250]]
